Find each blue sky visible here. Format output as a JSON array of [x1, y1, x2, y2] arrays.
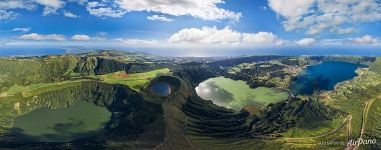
[[0, 0, 381, 56]]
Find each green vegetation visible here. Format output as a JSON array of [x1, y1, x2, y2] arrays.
[[325, 68, 381, 138], [369, 57, 381, 74], [1, 80, 88, 97], [0, 56, 78, 93], [364, 98, 381, 149], [100, 68, 171, 91], [0, 68, 170, 97], [0, 80, 161, 148], [282, 117, 344, 138], [1, 52, 380, 149], [225, 58, 306, 89]]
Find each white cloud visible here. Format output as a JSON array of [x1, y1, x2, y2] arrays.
[[0, 10, 17, 20], [0, 0, 31, 20], [0, 0, 35, 10], [19, 33, 65, 41], [330, 27, 357, 35], [0, 0, 64, 18], [35, 0, 64, 8], [169, 26, 241, 45], [70, 34, 106, 41], [295, 38, 316, 46], [35, 0, 65, 15], [116, 0, 241, 21], [242, 32, 286, 45], [350, 35, 378, 45], [81, 0, 241, 21], [63, 10, 79, 18], [71, 34, 91, 41], [114, 38, 159, 45], [85, 1, 125, 17], [147, 15, 174, 22], [169, 26, 286, 46], [268, 0, 381, 35], [67, 0, 87, 5], [268, 0, 314, 19], [11, 27, 31, 32], [1, 0, 240, 21]]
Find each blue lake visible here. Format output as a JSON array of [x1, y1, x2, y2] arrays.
[[291, 62, 366, 95], [150, 82, 171, 96]]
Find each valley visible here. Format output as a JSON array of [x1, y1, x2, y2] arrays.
[[0, 50, 379, 149]]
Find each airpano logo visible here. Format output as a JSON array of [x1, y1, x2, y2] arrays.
[[347, 138, 377, 147]]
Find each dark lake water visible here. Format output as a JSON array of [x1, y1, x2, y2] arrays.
[[291, 62, 365, 95], [12, 100, 111, 142], [150, 82, 171, 96]]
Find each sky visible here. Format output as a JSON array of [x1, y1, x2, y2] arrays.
[[0, 0, 381, 56]]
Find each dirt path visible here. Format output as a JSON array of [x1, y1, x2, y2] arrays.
[[252, 115, 352, 141], [281, 115, 351, 140], [346, 98, 376, 150]]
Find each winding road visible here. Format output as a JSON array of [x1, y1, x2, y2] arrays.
[[252, 97, 379, 150], [252, 115, 352, 140], [346, 98, 377, 150]]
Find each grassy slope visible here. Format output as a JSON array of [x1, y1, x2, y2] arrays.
[[0, 68, 169, 129], [363, 98, 381, 149], [0, 68, 171, 98], [100, 68, 171, 91], [0, 56, 79, 93], [326, 69, 381, 136], [2, 56, 379, 149], [242, 59, 381, 150], [2, 80, 87, 97], [369, 57, 381, 74]]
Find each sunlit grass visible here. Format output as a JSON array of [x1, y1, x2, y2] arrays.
[[0, 68, 171, 97], [100, 68, 171, 91]]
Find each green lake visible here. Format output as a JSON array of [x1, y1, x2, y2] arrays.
[[12, 100, 111, 142], [195, 77, 289, 110]]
